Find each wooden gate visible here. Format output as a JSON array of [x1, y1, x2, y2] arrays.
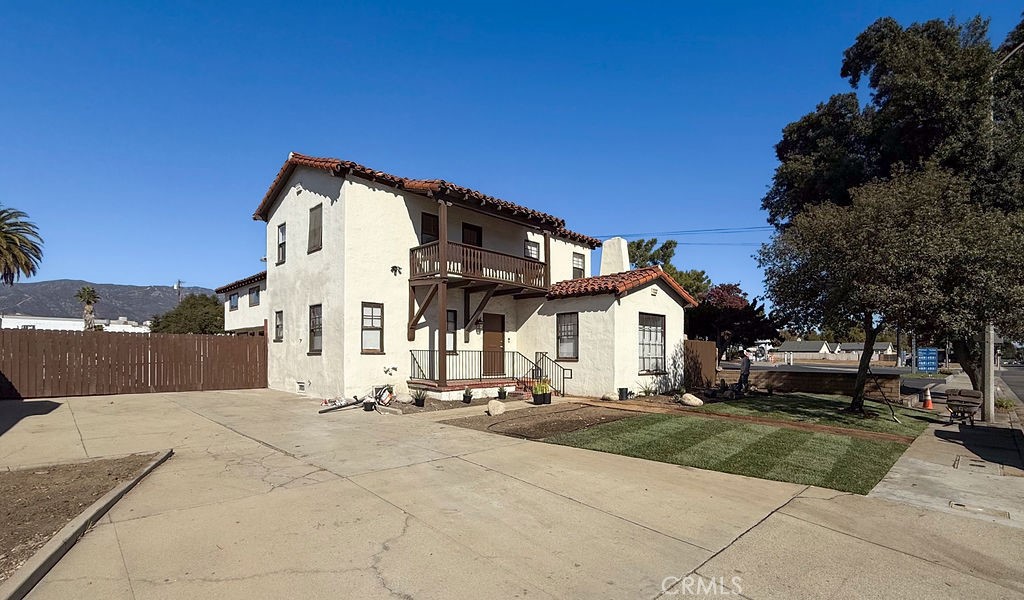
[[0, 330, 267, 399]]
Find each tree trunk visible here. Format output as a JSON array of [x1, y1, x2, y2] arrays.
[[951, 337, 982, 391], [849, 316, 881, 413], [84, 304, 94, 331]]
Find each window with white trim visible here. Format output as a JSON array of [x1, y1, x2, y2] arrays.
[[638, 313, 666, 373], [229, 293, 239, 311], [572, 253, 585, 279], [361, 302, 384, 353], [556, 313, 578, 360]]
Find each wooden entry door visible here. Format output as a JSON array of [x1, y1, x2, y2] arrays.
[[482, 313, 505, 376]]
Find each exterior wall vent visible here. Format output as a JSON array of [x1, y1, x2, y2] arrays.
[[296, 381, 306, 392]]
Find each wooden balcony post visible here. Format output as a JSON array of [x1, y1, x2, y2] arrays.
[[437, 200, 449, 386]]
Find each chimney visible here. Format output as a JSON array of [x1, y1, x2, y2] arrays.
[[600, 237, 631, 275]]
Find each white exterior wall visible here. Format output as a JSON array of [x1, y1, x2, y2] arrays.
[[612, 279, 687, 395], [222, 279, 268, 333], [261, 168, 597, 399], [264, 168, 346, 397], [517, 295, 618, 397]]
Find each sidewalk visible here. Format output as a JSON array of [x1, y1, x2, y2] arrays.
[[871, 373, 1024, 527]]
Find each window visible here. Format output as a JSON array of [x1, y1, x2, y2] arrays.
[[638, 313, 666, 373], [462, 223, 482, 247], [20, 325, 35, 330], [229, 293, 239, 311], [309, 305, 322, 354], [446, 310, 458, 352], [361, 302, 384, 354], [307, 204, 323, 253], [421, 213, 439, 244], [248, 286, 260, 307], [524, 240, 540, 260], [277, 223, 287, 264], [572, 253, 585, 279], [557, 313, 578, 360], [274, 311, 283, 341]]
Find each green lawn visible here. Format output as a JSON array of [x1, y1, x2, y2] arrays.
[[690, 393, 939, 437], [546, 413, 910, 494]]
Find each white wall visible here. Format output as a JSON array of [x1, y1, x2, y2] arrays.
[[613, 279, 687, 395], [223, 279, 268, 333], [0, 314, 84, 331], [260, 168, 597, 399], [264, 167, 346, 397]]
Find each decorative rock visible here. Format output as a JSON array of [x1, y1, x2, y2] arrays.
[[487, 400, 506, 416], [680, 393, 704, 407]]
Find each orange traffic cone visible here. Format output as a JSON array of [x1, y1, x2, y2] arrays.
[[922, 387, 934, 410]]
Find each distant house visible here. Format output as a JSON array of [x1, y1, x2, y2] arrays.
[[836, 342, 895, 361], [215, 271, 268, 335], [0, 313, 150, 333], [771, 340, 833, 360]]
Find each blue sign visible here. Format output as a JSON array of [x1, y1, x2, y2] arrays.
[[918, 347, 939, 373]]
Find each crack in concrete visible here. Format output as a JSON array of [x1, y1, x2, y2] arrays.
[[64, 400, 90, 458], [367, 513, 416, 599], [109, 521, 138, 600]]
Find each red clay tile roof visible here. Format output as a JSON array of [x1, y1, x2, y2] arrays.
[[215, 271, 267, 294], [546, 266, 698, 307], [253, 153, 601, 248]]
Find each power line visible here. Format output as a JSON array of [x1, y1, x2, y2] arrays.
[[594, 226, 773, 238]]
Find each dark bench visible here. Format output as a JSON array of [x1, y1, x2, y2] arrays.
[[945, 388, 983, 426]]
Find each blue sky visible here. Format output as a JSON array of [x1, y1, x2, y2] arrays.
[[2, 2, 1020, 297]]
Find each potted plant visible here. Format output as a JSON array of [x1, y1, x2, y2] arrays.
[[497, 386, 508, 400], [532, 379, 551, 405], [463, 387, 473, 403], [412, 389, 427, 408]]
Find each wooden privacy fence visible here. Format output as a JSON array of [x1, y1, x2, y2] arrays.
[[0, 329, 267, 399], [684, 339, 719, 390]]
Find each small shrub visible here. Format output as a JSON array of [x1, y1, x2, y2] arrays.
[[638, 382, 657, 397], [412, 389, 428, 402], [532, 379, 551, 394], [996, 397, 1016, 410]]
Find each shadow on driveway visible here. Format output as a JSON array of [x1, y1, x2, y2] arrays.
[[933, 424, 1024, 469], [0, 399, 62, 438]]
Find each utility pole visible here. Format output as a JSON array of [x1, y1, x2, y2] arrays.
[[984, 324, 996, 423], [982, 40, 1024, 423]]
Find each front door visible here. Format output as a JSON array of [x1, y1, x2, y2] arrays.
[[482, 313, 505, 376]]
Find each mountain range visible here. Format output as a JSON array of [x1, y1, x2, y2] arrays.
[[0, 280, 216, 323]]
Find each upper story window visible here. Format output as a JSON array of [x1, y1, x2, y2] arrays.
[[557, 312, 578, 360], [524, 240, 540, 260], [248, 286, 260, 307], [638, 313, 666, 374], [276, 224, 287, 264], [274, 311, 283, 341], [421, 213, 439, 244], [572, 253, 586, 279], [361, 302, 384, 354], [462, 223, 482, 247], [309, 304, 322, 354], [229, 293, 239, 311], [308, 204, 323, 253]]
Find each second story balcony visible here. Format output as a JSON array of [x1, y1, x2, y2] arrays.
[[410, 240, 547, 291]]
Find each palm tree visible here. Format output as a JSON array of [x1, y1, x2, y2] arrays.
[[0, 205, 44, 286], [75, 286, 100, 330]]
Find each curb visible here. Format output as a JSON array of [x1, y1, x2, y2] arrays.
[[0, 449, 173, 600]]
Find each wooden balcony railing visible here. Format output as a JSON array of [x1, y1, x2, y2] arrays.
[[410, 241, 546, 290]]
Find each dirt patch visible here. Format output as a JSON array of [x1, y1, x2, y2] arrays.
[[441, 403, 634, 439], [394, 396, 495, 414], [0, 453, 157, 583]]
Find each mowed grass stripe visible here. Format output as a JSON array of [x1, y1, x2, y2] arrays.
[[669, 422, 778, 469], [765, 433, 850, 484], [546, 414, 910, 494]]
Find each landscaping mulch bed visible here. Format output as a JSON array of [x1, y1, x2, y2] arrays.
[[394, 396, 495, 414], [441, 403, 633, 439], [0, 453, 157, 583]]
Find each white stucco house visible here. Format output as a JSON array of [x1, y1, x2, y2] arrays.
[[218, 152, 697, 400], [215, 271, 268, 335]]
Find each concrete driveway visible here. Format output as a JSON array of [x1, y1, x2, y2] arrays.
[[2, 389, 1022, 599]]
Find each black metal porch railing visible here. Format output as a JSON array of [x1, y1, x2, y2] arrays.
[[410, 350, 568, 395]]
